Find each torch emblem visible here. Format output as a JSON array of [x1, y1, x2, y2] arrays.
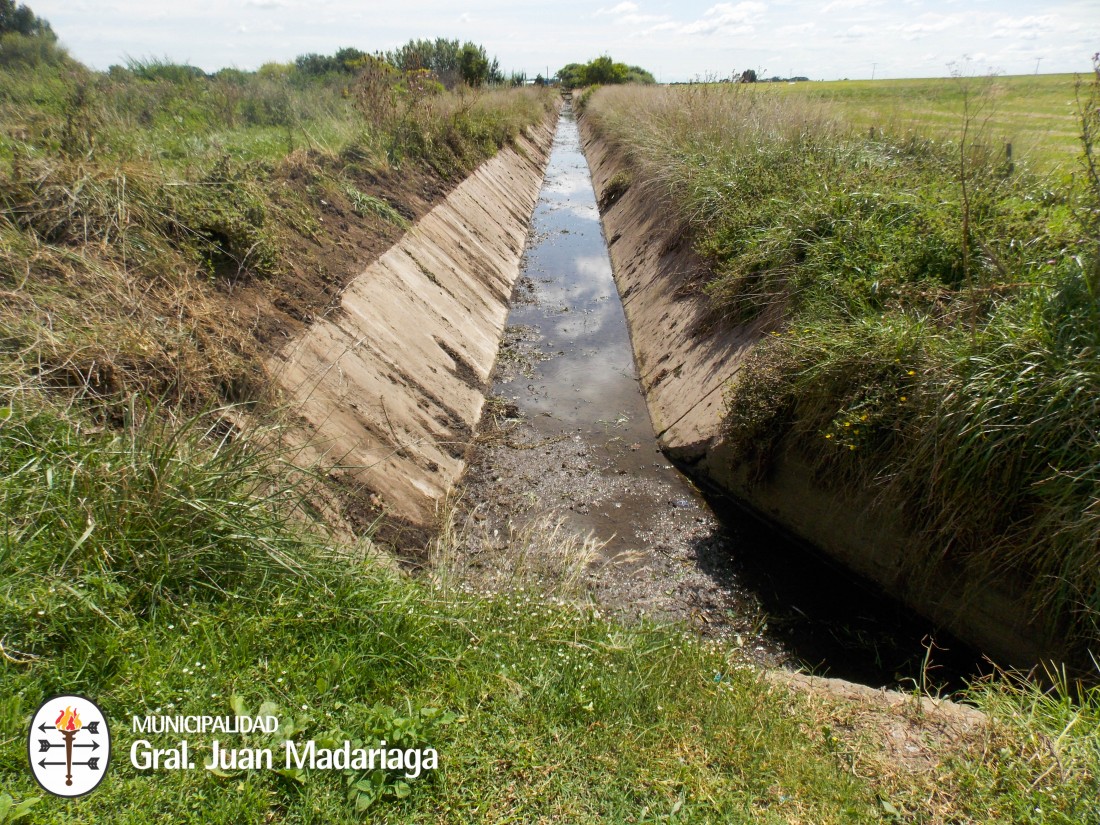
[[27, 695, 110, 797]]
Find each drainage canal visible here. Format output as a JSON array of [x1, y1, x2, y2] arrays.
[[457, 105, 983, 690]]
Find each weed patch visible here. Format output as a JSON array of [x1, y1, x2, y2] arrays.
[[583, 69, 1100, 658]]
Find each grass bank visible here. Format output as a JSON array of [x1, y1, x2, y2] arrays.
[[1, 389, 1097, 822], [0, 34, 554, 417], [581, 72, 1100, 665]]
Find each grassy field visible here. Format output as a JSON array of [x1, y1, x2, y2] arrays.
[[1, 395, 1097, 823], [760, 74, 1084, 173]]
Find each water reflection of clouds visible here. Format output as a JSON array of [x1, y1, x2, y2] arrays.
[[574, 255, 612, 281], [525, 255, 617, 313], [498, 112, 651, 437], [539, 205, 600, 228], [541, 166, 591, 197], [563, 203, 600, 221]]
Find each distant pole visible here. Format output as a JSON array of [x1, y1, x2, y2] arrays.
[[1034, 57, 1043, 75], [871, 62, 877, 81]]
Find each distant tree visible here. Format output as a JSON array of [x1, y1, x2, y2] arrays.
[[256, 61, 294, 80], [214, 67, 250, 85], [557, 62, 586, 88], [459, 41, 490, 86], [534, 73, 546, 87], [556, 56, 655, 88], [386, 38, 500, 88], [739, 68, 758, 83], [0, 0, 55, 39], [584, 55, 625, 85], [294, 47, 368, 77], [388, 37, 460, 84]]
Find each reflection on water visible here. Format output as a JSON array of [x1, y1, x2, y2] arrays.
[[500, 110, 657, 461]]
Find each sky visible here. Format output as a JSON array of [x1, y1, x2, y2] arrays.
[[28, 0, 1100, 82]]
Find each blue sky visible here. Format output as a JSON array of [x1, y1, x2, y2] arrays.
[[30, 0, 1100, 81]]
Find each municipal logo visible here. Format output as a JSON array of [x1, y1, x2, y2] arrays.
[[27, 695, 110, 797]]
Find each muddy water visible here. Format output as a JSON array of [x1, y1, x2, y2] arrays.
[[458, 107, 982, 688]]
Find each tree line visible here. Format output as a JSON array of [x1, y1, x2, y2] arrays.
[[1, 1, 507, 92], [557, 56, 655, 89], [294, 39, 503, 89]]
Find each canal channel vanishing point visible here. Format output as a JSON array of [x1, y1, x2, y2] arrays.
[[454, 105, 984, 689]]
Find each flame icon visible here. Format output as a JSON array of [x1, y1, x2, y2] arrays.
[[55, 706, 82, 732]]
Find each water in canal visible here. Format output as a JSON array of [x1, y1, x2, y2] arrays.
[[457, 106, 983, 689]]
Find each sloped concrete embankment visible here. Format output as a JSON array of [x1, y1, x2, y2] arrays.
[[577, 116, 1060, 669], [270, 116, 557, 529]]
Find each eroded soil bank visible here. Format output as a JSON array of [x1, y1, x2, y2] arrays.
[[456, 107, 984, 688]]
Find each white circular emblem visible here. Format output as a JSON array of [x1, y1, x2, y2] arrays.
[[27, 695, 111, 797]]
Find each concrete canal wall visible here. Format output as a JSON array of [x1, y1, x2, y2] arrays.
[[270, 114, 558, 528]]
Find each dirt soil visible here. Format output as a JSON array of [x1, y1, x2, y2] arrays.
[[227, 158, 449, 356], [269, 120, 556, 535], [202, 157, 478, 547]]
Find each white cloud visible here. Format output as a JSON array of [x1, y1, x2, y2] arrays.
[[893, 14, 960, 39], [990, 15, 1060, 39], [235, 19, 286, 35], [677, 2, 767, 37], [594, 2, 639, 16], [821, 0, 879, 12], [992, 15, 1057, 32], [778, 22, 815, 35], [842, 24, 874, 39], [639, 20, 679, 36]]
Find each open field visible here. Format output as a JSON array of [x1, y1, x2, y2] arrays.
[[754, 74, 1085, 173]]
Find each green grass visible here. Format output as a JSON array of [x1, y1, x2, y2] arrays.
[[582, 71, 1100, 661], [0, 35, 554, 413], [760, 74, 1085, 173], [1, 394, 1097, 823], [0, 395, 868, 823]]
